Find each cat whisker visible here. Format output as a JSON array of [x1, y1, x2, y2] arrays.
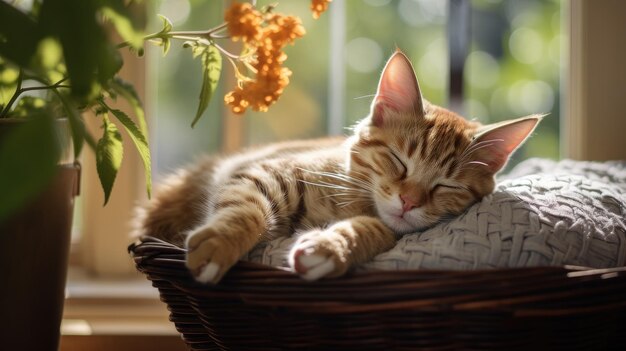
[[345, 167, 368, 177], [298, 168, 374, 193], [320, 180, 371, 193], [324, 171, 374, 189], [298, 179, 371, 196], [461, 138, 502, 155], [459, 142, 502, 165], [297, 179, 350, 191], [319, 191, 364, 199], [460, 139, 504, 160], [466, 161, 488, 167], [336, 198, 375, 209], [456, 160, 491, 173]]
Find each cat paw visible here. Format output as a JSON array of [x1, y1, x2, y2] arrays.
[[185, 228, 237, 284], [288, 231, 348, 281], [291, 248, 337, 281]]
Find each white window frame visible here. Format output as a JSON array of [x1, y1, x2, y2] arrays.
[[563, 0, 626, 160]]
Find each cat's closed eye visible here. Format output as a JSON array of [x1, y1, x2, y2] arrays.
[[389, 151, 407, 178], [432, 183, 464, 194]]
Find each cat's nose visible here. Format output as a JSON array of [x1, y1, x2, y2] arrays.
[[400, 194, 419, 212]]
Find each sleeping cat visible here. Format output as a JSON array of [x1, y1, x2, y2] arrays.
[[134, 50, 541, 283]]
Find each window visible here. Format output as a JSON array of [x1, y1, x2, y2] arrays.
[[151, 0, 561, 175], [63, 0, 626, 348], [66, 0, 568, 345]]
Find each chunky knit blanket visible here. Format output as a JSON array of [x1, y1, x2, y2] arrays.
[[246, 159, 626, 270]]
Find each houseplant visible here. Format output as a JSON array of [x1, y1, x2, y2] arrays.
[[0, 0, 328, 349], [0, 0, 321, 216]]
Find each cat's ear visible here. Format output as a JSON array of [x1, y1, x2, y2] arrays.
[[371, 50, 425, 127], [470, 115, 544, 173]]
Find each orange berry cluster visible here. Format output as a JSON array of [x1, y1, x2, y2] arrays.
[[311, 0, 332, 19], [224, 3, 305, 114]]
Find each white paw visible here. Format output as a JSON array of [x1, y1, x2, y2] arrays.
[[195, 262, 221, 284], [290, 247, 336, 281], [184, 228, 236, 284]]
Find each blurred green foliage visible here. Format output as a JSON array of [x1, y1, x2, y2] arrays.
[[467, 0, 562, 167], [0, 0, 149, 222]]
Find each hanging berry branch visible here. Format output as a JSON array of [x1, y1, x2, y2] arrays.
[[135, 0, 332, 122]]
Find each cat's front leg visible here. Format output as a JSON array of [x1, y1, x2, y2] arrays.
[[288, 216, 396, 280], [186, 182, 273, 284]]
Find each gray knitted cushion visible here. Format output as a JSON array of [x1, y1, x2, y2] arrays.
[[245, 159, 626, 270]]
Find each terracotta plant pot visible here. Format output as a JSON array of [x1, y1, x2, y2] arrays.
[[0, 118, 80, 351]]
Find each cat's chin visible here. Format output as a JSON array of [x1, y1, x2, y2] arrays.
[[379, 213, 422, 234]]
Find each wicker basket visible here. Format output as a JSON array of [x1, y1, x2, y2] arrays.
[[130, 236, 626, 351]]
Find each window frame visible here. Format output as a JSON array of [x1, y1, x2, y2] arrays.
[[563, 0, 626, 161]]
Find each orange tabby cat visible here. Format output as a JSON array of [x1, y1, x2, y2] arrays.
[[134, 50, 541, 283]]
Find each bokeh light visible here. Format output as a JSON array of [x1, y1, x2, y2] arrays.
[[416, 38, 446, 91], [364, 0, 393, 6], [157, 0, 191, 25], [464, 50, 500, 89], [346, 37, 384, 73], [398, 0, 446, 26], [509, 27, 543, 64]]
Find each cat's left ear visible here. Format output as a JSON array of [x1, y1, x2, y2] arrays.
[[371, 50, 425, 127], [470, 115, 544, 173]]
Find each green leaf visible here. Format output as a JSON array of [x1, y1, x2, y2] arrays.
[[102, 6, 144, 51], [0, 1, 43, 68], [96, 115, 123, 205], [109, 78, 147, 138], [157, 14, 173, 34], [0, 60, 19, 109], [191, 43, 204, 59], [161, 38, 171, 56], [53, 89, 94, 158], [0, 115, 61, 224], [35, 38, 63, 69], [191, 45, 222, 128], [155, 14, 173, 56], [102, 102, 152, 198], [39, 0, 122, 102]]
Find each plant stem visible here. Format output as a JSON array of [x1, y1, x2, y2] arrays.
[[167, 24, 228, 38], [0, 70, 24, 118], [170, 35, 211, 42], [207, 22, 229, 35], [118, 22, 229, 50], [213, 42, 241, 59], [20, 83, 70, 93], [210, 34, 231, 39], [0, 75, 70, 118], [50, 86, 97, 151]]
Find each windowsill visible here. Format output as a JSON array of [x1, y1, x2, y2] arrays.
[[65, 266, 159, 301], [61, 267, 188, 351]]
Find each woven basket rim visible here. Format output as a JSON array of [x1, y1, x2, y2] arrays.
[[130, 236, 626, 314], [129, 235, 625, 276], [129, 236, 626, 350]]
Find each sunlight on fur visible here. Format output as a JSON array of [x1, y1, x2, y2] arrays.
[[133, 50, 541, 284]]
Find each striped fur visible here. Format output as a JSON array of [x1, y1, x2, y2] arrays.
[[134, 51, 541, 283]]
